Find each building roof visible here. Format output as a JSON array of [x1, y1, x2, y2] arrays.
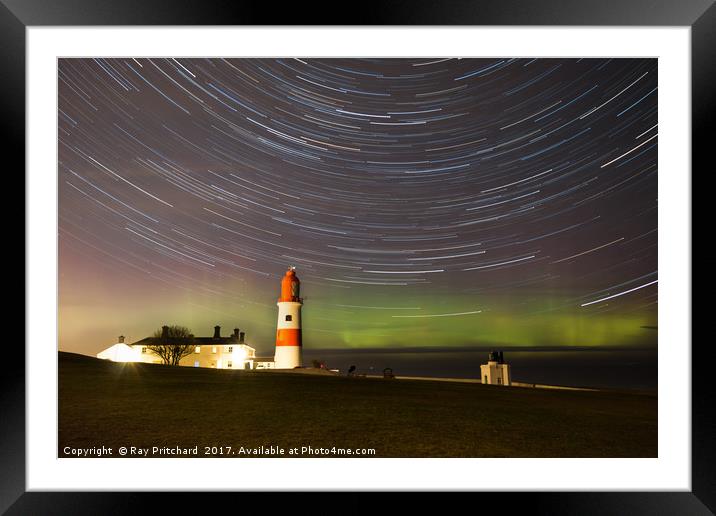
[[130, 326, 253, 349], [131, 336, 250, 347]]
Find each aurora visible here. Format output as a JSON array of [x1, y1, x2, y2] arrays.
[[58, 58, 657, 357]]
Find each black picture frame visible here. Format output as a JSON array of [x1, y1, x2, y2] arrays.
[[6, 0, 711, 513]]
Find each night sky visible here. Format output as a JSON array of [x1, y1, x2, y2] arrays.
[[58, 58, 658, 356]]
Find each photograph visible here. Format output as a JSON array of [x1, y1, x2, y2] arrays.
[[7, 0, 710, 508], [57, 57, 659, 459]]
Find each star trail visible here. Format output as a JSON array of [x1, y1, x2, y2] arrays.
[[58, 58, 658, 354]]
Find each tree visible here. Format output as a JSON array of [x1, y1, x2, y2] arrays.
[[147, 325, 196, 366]]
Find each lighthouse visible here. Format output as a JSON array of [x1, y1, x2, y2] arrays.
[[480, 351, 511, 386], [274, 266, 303, 369]]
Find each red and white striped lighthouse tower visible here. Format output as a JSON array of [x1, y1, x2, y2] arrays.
[[274, 266, 303, 369]]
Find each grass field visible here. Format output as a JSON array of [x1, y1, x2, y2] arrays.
[[58, 351, 657, 458]]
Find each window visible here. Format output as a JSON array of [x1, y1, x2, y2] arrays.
[[194, 346, 201, 353], [228, 346, 233, 353], [285, 315, 292, 322], [194, 361, 199, 368], [141, 347, 147, 354], [227, 361, 232, 368], [212, 346, 217, 354], [497, 377, 502, 385]]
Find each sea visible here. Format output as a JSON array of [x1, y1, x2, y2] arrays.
[[302, 347, 658, 392]]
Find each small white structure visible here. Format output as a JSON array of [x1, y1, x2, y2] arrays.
[[96, 336, 148, 363], [254, 359, 276, 370], [480, 351, 511, 386]]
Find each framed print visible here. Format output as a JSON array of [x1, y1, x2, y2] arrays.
[[7, 0, 712, 513]]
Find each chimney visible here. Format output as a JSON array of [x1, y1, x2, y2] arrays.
[[233, 328, 240, 340], [161, 325, 169, 338], [239, 332, 245, 343], [118, 335, 125, 344], [213, 325, 221, 339]]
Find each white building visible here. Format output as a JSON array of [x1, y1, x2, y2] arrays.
[[480, 351, 511, 386], [96, 336, 147, 362], [96, 326, 275, 370]]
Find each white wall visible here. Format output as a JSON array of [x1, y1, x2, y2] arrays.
[[480, 362, 511, 386]]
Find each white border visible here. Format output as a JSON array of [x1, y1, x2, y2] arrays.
[[27, 27, 691, 491]]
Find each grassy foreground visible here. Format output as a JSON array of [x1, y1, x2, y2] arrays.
[[59, 352, 657, 458]]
